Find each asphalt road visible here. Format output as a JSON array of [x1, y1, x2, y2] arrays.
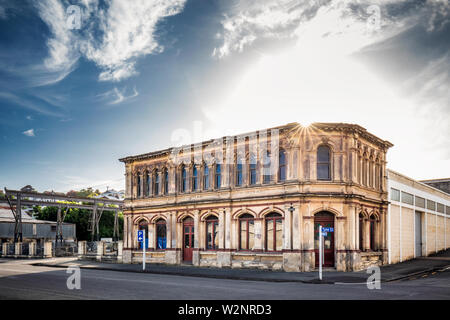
[[0, 260, 449, 300]]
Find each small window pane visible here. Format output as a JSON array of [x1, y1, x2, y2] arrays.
[[266, 220, 274, 251], [427, 199, 436, 211], [401, 192, 414, 205], [437, 203, 445, 213], [317, 146, 330, 162], [240, 221, 247, 249], [214, 222, 219, 248], [248, 221, 254, 250], [415, 196, 425, 208], [275, 219, 282, 251], [207, 223, 213, 249], [317, 164, 330, 180], [236, 163, 243, 186], [184, 234, 190, 248], [390, 188, 400, 201]]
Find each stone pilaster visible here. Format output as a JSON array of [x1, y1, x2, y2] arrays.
[[283, 205, 292, 250], [218, 209, 225, 249], [225, 208, 231, 249]]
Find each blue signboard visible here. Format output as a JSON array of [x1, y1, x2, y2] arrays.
[[137, 230, 144, 242], [322, 227, 334, 232]]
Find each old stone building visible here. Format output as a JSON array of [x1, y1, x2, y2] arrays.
[[119, 122, 400, 271]]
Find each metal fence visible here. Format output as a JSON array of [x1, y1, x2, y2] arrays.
[[86, 241, 97, 255], [104, 242, 118, 255], [53, 242, 77, 257]]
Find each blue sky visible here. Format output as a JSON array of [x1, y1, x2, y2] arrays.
[[0, 0, 449, 192]]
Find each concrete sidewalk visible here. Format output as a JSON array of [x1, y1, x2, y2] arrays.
[[30, 249, 450, 284]]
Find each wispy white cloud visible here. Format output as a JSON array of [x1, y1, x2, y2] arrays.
[[22, 129, 35, 137], [0, 91, 64, 117], [33, 0, 187, 84], [97, 86, 139, 105]]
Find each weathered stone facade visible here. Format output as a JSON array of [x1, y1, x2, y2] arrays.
[[119, 122, 394, 271]]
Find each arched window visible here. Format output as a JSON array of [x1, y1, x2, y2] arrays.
[[203, 165, 210, 190], [359, 213, 364, 251], [236, 159, 243, 187], [136, 174, 141, 198], [206, 215, 219, 250], [192, 166, 198, 191], [278, 149, 286, 181], [181, 165, 187, 192], [249, 154, 257, 185], [265, 212, 282, 251], [317, 145, 331, 181], [154, 171, 159, 196], [145, 172, 151, 197], [263, 151, 271, 184], [239, 214, 254, 250], [163, 169, 169, 195], [156, 219, 166, 249], [215, 164, 221, 189], [370, 214, 376, 251]]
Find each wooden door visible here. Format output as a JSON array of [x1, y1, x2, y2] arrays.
[[314, 212, 335, 267], [183, 218, 194, 261]]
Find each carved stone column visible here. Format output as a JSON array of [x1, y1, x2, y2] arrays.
[[148, 222, 155, 250], [225, 208, 231, 249], [283, 205, 292, 250], [193, 210, 200, 266], [218, 209, 225, 249], [301, 202, 314, 271], [169, 165, 176, 194]]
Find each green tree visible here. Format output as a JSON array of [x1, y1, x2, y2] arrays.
[[32, 206, 123, 241]]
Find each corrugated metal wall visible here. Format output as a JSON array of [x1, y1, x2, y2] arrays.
[[0, 221, 76, 240]]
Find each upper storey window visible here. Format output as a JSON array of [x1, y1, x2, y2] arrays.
[[203, 165, 210, 190], [181, 165, 187, 192], [163, 169, 169, 195], [215, 164, 221, 189], [317, 145, 331, 181], [263, 151, 271, 184], [278, 149, 286, 182], [154, 171, 159, 196], [249, 154, 257, 185], [137, 174, 141, 198], [145, 172, 151, 197], [236, 159, 243, 187], [192, 166, 198, 191]]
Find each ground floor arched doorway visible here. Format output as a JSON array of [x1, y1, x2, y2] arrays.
[[183, 217, 194, 262], [314, 212, 335, 267]]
